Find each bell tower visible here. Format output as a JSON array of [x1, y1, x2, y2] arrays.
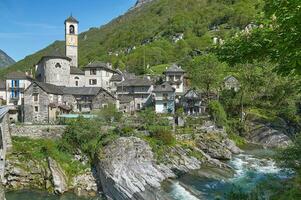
[[65, 15, 78, 68]]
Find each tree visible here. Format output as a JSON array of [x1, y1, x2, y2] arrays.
[[217, 0, 301, 75], [189, 54, 226, 98]]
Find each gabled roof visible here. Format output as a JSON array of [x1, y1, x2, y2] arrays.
[[0, 80, 6, 90], [62, 87, 102, 96], [110, 73, 123, 82], [117, 77, 152, 87], [70, 67, 85, 75], [118, 95, 134, 103], [183, 89, 201, 100], [153, 82, 175, 92], [65, 15, 79, 24], [164, 64, 185, 74], [84, 61, 117, 73], [32, 81, 64, 95], [224, 75, 238, 82], [5, 71, 33, 80]]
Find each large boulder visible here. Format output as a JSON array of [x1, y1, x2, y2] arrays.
[[95, 137, 174, 200]]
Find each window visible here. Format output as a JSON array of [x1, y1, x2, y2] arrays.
[[90, 69, 97, 75], [89, 79, 97, 85], [163, 103, 167, 108], [163, 93, 168, 100], [75, 81, 78, 86], [33, 94, 38, 102], [34, 106, 39, 112], [69, 25, 75, 34], [106, 71, 110, 77], [55, 63, 61, 68], [176, 84, 180, 89], [175, 75, 181, 81]]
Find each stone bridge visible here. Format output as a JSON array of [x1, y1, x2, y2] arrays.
[[0, 106, 11, 183]]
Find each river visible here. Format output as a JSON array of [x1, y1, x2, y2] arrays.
[[5, 146, 292, 200]]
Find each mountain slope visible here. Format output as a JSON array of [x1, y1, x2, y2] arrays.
[[0, 49, 15, 68], [1, 0, 263, 76]]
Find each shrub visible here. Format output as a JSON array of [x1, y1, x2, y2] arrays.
[[149, 126, 176, 146], [208, 100, 228, 128], [96, 103, 122, 123]]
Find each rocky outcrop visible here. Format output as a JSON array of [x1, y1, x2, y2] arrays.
[[133, 0, 154, 9], [246, 117, 293, 148], [47, 157, 68, 194], [4, 154, 97, 196], [0, 49, 15, 68], [95, 137, 174, 200]]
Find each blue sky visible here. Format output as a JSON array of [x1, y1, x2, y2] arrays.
[[0, 0, 136, 61]]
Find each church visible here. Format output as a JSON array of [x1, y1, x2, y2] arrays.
[[24, 16, 119, 123]]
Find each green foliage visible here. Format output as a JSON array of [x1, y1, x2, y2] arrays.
[[11, 137, 87, 178], [217, 0, 301, 75], [149, 126, 176, 146], [2, 0, 263, 76], [95, 103, 122, 123], [60, 117, 106, 160], [208, 100, 228, 127], [189, 54, 226, 95]]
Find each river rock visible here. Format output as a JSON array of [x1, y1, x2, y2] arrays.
[[47, 157, 68, 194], [95, 137, 175, 200], [247, 121, 292, 148], [72, 170, 98, 197]]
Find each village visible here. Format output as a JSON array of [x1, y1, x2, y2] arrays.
[[0, 16, 239, 124]]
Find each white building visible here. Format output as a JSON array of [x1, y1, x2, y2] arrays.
[[153, 82, 175, 114]]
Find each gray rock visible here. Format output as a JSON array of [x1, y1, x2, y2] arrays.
[[47, 157, 68, 194]]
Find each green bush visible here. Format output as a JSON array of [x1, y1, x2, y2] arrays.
[[149, 126, 176, 146], [96, 103, 122, 123], [208, 100, 228, 128]]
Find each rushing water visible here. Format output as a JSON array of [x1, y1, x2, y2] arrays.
[[5, 148, 292, 200], [165, 148, 293, 200]]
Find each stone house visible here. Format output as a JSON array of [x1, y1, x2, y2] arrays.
[[116, 76, 153, 111], [153, 82, 175, 114], [223, 75, 240, 92], [84, 61, 119, 90], [0, 80, 6, 104], [164, 64, 186, 96], [182, 89, 203, 115], [24, 81, 116, 123]]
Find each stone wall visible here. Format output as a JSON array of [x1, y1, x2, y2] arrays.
[[92, 90, 116, 110], [10, 124, 66, 139]]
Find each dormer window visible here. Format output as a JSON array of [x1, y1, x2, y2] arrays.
[[69, 25, 75, 34]]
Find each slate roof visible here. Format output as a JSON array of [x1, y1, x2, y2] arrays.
[[70, 67, 85, 75], [37, 51, 71, 64], [153, 82, 174, 92], [110, 73, 123, 82], [164, 64, 185, 73], [65, 15, 79, 24], [117, 77, 152, 87], [84, 61, 117, 73], [183, 89, 201, 100], [5, 71, 33, 80], [62, 87, 102, 96], [33, 82, 64, 95], [0, 80, 6, 90]]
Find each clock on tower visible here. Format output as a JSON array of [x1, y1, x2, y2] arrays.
[[65, 15, 79, 68]]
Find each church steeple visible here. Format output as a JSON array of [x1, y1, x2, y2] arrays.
[[65, 15, 79, 68]]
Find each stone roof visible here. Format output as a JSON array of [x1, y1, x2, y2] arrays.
[[183, 89, 201, 100], [37, 51, 71, 64], [117, 77, 152, 87], [5, 71, 33, 80], [62, 87, 102, 96], [223, 75, 238, 82], [84, 61, 117, 73], [0, 80, 6, 90], [65, 15, 79, 24], [110, 73, 123, 82], [164, 64, 185, 73], [153, 82, 174, 92], [33, 82, 64, 95], [70, 67, 85, 75]]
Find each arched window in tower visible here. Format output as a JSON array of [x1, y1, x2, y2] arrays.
[[69, 25, 75, 34], [75, 76, 79, 86], [55, 63, 61, 68]]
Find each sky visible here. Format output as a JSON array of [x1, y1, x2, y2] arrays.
[[0, 0, 136, 61]]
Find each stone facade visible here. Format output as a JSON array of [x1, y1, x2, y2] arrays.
[[92, 90, 116, 110], [10, 124, 65, 139], [36, 57, 71, 86]]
